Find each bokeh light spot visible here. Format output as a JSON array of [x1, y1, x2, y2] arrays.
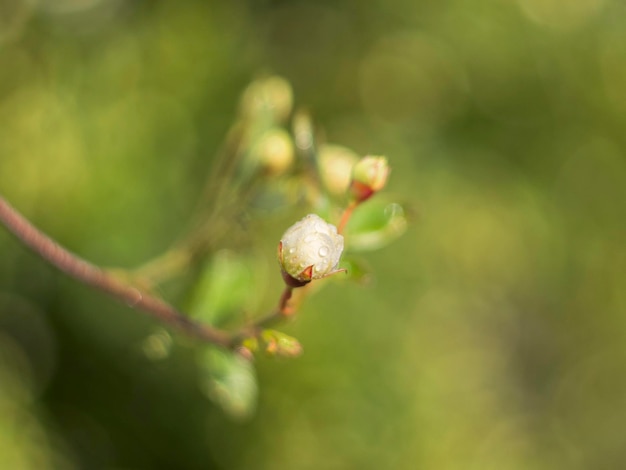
[[359, 32, 468, 127], [517, 0, 606, 31]]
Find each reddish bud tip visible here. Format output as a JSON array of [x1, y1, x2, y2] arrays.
[[350, 156, 390, 202]]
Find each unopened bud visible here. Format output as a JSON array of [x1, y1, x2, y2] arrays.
[[261, 330, 302, 358], [278, 214, 344, 285], [252, 128, 294, 176], [239, 75, 293, 123], [318, 144, 359, 197], [241, 337, 259, 354], [350, 156, 390, 202]]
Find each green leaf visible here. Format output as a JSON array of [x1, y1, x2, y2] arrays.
[[187, 250, 265, 327], [344, 199, 408, 251], [199, 347, 258, 420]]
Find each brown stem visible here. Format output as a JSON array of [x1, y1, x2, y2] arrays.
[[278, 286, 294, 314], [337, 201, 357, 235], [0, 196, 231, 348], [230, 285, 300, 345], [248, 285, 295, 329]]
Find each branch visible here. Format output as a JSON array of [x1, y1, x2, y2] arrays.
[[0, 191, 364, 353], [0, 196, 231, 348]]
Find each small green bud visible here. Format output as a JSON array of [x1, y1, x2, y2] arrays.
[[278, 214, 344, 285], [318, 144, 359, 197], [239, 76, 293, 123], [350, 156, 390, 202], [261, 330, 303, 358], [241, 337, 260, 354], [252, 128, 294, 176]]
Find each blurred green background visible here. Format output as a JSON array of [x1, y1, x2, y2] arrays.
[[1, 0, 626, 468]]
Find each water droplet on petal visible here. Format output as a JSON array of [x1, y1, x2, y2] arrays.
[[289, 247, 296, 254], [318, 246, 329, 257]]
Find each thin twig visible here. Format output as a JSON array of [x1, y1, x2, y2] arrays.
[[0, 196, 231, 348], [278, 286, 294, 314], [0, 192, 364, 352], [337, 200, 357, 235]]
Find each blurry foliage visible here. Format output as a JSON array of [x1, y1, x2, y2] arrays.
[[1, 0, 626, 469]]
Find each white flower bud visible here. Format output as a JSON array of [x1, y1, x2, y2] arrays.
[[278, 214, 344, 284]]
